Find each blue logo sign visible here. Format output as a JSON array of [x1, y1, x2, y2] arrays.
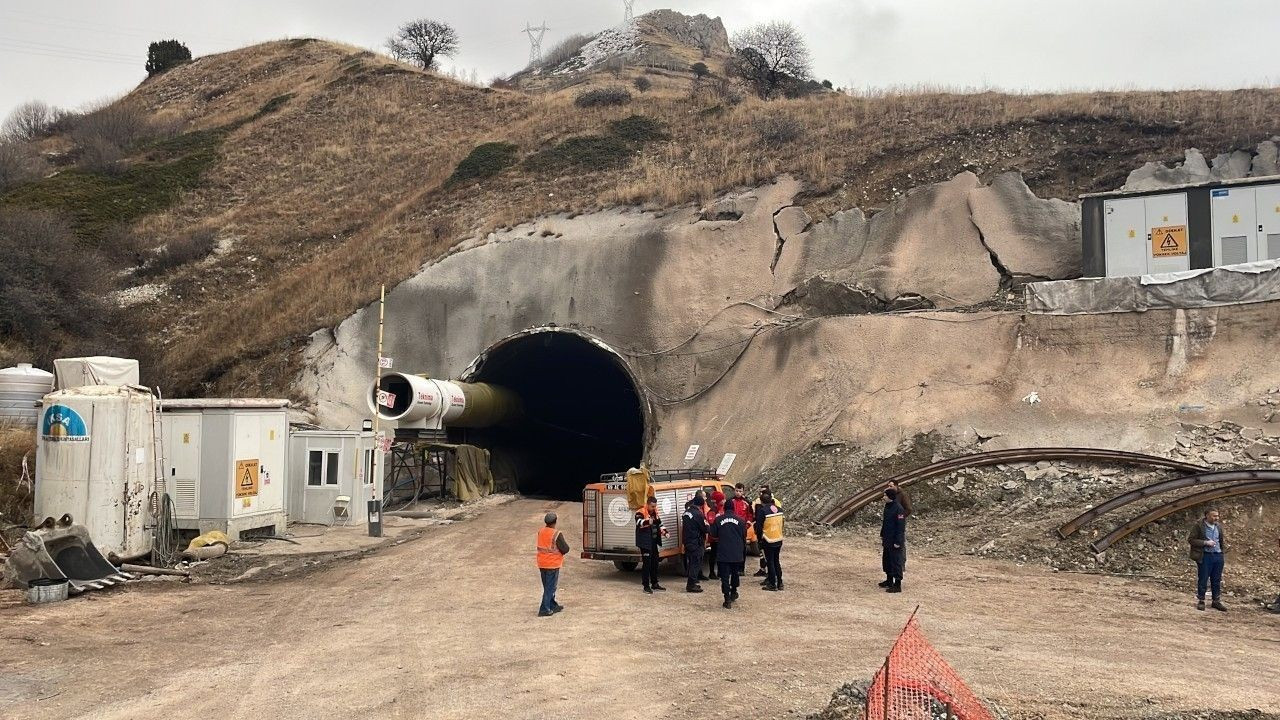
[[41, 405, 89, 443], [1211, 189, 1229, 197]]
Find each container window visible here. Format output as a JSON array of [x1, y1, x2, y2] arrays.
[[307, 450, 323, 486], [363, 448, 374, 485], [325, 451, 340, 485], [1268, 234, 1280, 261]]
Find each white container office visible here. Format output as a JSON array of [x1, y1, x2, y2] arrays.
[[287, 429, 376, 525]]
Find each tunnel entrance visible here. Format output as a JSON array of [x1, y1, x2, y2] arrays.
[[455, 329, 647, 499]]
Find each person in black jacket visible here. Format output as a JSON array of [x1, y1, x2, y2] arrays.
[[635, 496, 667, 593], [711, 502, 748, 608], [880, 488, 907, 593], [681, 492, 708, 593]]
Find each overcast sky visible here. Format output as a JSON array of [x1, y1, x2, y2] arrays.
[[2, 0, 1279, 119]]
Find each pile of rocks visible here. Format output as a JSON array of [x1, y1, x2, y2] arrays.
[[1169, 419, 1280, 466]]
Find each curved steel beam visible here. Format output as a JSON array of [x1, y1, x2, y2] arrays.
[[1090, 480, 1280, 553], [1057, 469, 1280, 539], [819, 448, 1204, 526]]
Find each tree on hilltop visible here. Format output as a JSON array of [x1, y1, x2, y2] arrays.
[[145, 40, 192, 75], [729, 21, 812, 99], [387, 19, 459, 70]]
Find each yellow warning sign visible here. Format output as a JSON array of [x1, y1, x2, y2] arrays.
[[235, 458, 260, 498], [1151, 225, 1188, 258]]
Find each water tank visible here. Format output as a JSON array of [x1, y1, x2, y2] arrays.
[[0, 363, 55, 426]]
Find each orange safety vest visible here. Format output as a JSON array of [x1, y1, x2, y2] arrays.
[[536, 526, 563, 569]]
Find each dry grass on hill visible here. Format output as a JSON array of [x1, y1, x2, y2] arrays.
[[5, 39, 1280, 397]]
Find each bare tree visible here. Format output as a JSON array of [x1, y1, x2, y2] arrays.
[[729, 21, 812, 99], [387, 19, 459, 70], [0, 140, 46, 190], [2, 101, 54, 142]]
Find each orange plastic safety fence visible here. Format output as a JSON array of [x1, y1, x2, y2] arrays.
[[866, 616, 994, 720]]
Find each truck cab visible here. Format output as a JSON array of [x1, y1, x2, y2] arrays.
[[581, 469, 734, 571]]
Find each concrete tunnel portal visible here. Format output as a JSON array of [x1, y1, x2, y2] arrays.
[[455, 328, 649, 499]]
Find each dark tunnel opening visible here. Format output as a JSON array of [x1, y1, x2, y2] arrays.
[[455, 331, 646, 500]]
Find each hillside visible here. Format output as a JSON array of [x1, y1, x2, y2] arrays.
[[1, 30, 1279, 398]]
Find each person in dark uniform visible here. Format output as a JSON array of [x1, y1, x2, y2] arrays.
[[754, 490, 784, 591], [880, 488, 907, 593], [635, 496, 668, 593], [681, 493, 708, 593], [711, 498, 748, 609]]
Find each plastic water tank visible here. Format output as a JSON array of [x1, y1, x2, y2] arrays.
[[0, 363, 54, 426]]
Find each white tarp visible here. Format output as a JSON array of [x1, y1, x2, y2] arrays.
[[1026, 260, 1280, 315], [54, 357, 140, 389]]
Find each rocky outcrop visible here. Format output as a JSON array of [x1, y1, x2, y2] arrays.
[[1123, 139, 1280, 191], [640, 10, 730, 55]]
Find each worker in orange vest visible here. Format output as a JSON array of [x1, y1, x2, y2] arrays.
[[536, 512, 570, 617], [635, 496, 669, 593]]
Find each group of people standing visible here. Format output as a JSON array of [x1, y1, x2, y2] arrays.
[[638, 483, 785, 608], [536, 480, 914, 616]]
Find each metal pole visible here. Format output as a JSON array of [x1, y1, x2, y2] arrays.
[[368, 284, 386, 537]]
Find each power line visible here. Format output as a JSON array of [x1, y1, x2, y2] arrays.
[[0, 43, 141, 67], [0, 35, 141, 62], [0, 8, 242, 46]]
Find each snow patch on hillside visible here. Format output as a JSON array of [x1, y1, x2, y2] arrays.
[[551, 21, 641, 75]]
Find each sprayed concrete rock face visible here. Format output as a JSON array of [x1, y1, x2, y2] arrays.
[[968, 172, 1082, 280], [297, 171, 1164, 491]]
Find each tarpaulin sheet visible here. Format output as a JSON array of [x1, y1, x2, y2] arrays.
[[452, 444, 494, 501], [626, 465, 651, 510], [1026, 260, 1280, 315], [54, 357, 140, 389]]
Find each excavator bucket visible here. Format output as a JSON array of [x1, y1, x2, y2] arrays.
[[5, 518, 135, 594]]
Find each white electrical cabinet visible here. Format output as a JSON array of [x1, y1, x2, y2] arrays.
[[160, 399, 289, 540], [1211, 185, 1280, 265], [1103, 193, 1190, 277]]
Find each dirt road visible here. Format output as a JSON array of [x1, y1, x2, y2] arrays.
[[2, 498, 1276, 719]]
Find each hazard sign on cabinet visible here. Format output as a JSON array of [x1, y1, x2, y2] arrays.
[[235, 458, 260, 498], [1151, 225, 1187, 258]]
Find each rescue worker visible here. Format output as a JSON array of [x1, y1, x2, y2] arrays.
[[635, 496, 668, 593], [880, 488, 907, 593], [753, 484, 782, 578], [706, 490, 726, 580], [726, 484, 754, 579], [755, 489, 784, 591], [1189, 508, 1228, 611], [681, 492, 708, 593], [711, 496, 748, 609], [536, 512, 570, 617]]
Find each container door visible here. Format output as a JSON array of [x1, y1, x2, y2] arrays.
[[1143, 193, 1189, 275], [1211, 187, 1257, 266], [1254, 183, 1280, 261], [1103, 198, 1146, 277], [162, 413, 201, 519], [233, 414, 262, 516]]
